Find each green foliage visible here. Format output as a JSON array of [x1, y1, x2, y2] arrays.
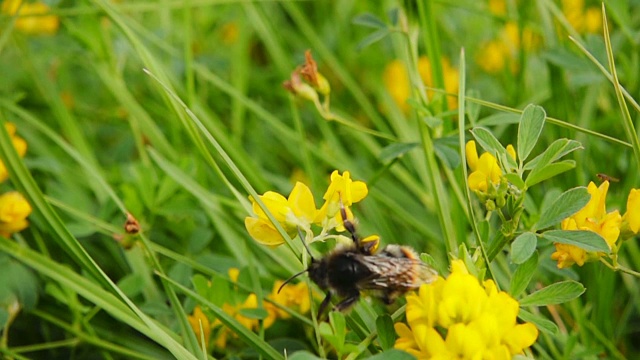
[[0, 1, 639, 359]]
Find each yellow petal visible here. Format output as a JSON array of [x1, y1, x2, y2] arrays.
[[506, 144, 516, 161], [468, 171, 488, 192], [288, 182, 317, 223], [466, 141, 479, 171], [251, 191, 289, 223], [624, 189, 640, 234], [0, 192, 32, 224], [244, 217, 285, 246]]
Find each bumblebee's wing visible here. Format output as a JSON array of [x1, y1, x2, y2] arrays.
[[355, 255, 438, 290]]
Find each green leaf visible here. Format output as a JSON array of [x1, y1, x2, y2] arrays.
[[352, 13, 387, 28], [518, 309, 559, 335], [376, 314, 396, 351], [379, 142, 419, 163], [238, 308, 269, 320], [387, 8, 400, 25], [465, 89, 481, 124], [356, 28, 391, 51], [470, 126, 506, 156], [517, 104, 546, 162], [524, 139, 582, 171], [423, 116, 443, 128], [330, 311, 347, 348], [434, 138, 461, 169], [367, 349, 416, 360], [519, 280, 586, 306], [477, 113, 521, 126], [535, 187, 590, 230], [117, 273, 145, 298], [287, 351, 323, 360], [510, 232, 537, 264], [541, 230, 610, 253], [525, 160, 576, 187], [510, 251, 539, 298], [0, 308, 8, 331], [503, 173, 525, 190]]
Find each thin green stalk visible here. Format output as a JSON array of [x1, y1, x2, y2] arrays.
[[456, 49, 496, 284], [421, 88, 633, 148], [601, 5, 640, 171], [403, 16, 457, 254], [417, 0, 446, 117]]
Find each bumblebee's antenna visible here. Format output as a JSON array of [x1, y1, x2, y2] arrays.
[[278, 228, 315, 294], [277, 268, 309, 293]]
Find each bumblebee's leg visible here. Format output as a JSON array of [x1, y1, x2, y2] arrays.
[[317, 292, 332, 319], [334, 291, 360, 312], [381, 290, 398, 305], [339, 197, 358, 245]]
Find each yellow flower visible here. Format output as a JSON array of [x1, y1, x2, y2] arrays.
[[383, 56, 459, 112], [623, 189, 640, 234], [395, 259, 538, 359], [562, 0, 602, 34], [188, 306, 211, 349], [245, 182, 318, 246], [477, 40, 508, 74], [383, 60, 411, 113], [478, 21, 541, 74], [551, 181, 622, 268], [212, 293, 271, 349], [2, 0, 59, 35], [316, 170, 368, 221], [0, 191, 32, 237], [0, 123, 28, 183], [584, 7, 602, 34], [488, 0, 506, 16], [265, 280, 311, 322], [466, 140, 502, 192]]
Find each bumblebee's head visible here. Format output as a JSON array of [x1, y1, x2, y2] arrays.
[[308, 258, 329, 290]]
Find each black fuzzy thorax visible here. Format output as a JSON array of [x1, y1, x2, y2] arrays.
[[308, 250, 373, 297]]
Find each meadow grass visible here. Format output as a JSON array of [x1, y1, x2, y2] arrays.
[[0, 1, 639, 359]]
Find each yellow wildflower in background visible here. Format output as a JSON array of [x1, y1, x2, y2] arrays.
[[0, 122, 28, 183], [551, 181, 621, 268], [383, 56, 459, 112], [2, 0, 59, 35], [188, 306, 211, 349], [266, 280, 311, 320], [465, 140, 515, 193], [477, 22, 539, 74], [394, 259, 538, 359], [0, 191, 32, 237], [562, 0, 602, 34], [488, 0, 506, 16]]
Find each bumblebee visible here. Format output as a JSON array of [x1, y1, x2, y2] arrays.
[[279, 202, 438, 317]]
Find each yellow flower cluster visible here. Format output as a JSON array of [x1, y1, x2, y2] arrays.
[[244, 170, 367, 246], [551, 180, 640, 268], [0, 122, 32, 237], [562, 0, 602, 34], [477, 22, 539, 74], [465, 140, 515, 193], [2, 0, 59, 35], [188, 269, 311, 350], [394, 260, 538, 359], [383, 56, 459, 112]]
